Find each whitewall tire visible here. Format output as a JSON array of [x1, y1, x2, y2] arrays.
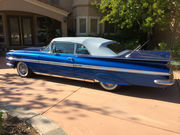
[[99, 82, 119, 91], [17, 62, 32, 77]]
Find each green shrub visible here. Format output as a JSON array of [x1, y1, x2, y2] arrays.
[[0, 112, 3, 134], [155, 42, 180, 70], [157, 42, 168, 51], [155, 42, 180, 60], [171, 42, 180, 60], [0, 112, 6, 135]]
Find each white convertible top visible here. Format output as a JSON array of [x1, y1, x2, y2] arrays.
[[52, 37, 117, 56]]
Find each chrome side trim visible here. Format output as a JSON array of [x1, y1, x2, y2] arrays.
[[8, 57, 170, 76], [154, 80, 174, 86], [8, 57, 39, 63], [7, 57, 73, 67], [75, 64, 170, 76], [39, 60, 73, 67]]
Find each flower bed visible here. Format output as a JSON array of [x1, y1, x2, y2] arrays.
[[0, 112, 39, 135]]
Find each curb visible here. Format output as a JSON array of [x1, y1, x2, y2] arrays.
[[0, 104, 67, 135]]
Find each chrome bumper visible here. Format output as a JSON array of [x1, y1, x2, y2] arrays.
[[154, 80, 174, 86], [6, 62, 15, 68]]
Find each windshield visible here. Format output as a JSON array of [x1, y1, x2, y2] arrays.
[[107, 42, 124, 54], [42, 44, 51, 52]]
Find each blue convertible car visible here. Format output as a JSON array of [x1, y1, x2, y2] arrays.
[[6, 37, 174, 90]]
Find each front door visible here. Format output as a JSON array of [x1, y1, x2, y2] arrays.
[[38, 42, 76, 77], [7, 16, 33, 46]]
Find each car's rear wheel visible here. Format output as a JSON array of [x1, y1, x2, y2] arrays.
[[99, 82, 119, 91], [17, 62, 32, 77]]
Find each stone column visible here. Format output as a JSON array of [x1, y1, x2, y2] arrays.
[[2, 14, 9, 50], [61, 21, 67, 37]]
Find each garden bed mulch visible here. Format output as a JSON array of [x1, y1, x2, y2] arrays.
[[1, 114, 39, 135]]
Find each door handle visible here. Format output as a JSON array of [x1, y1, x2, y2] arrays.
[[67, 57, 74, 62]]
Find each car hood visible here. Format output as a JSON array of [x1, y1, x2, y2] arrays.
[[18, 47, 43, 51], [6, 47, 44, 56]]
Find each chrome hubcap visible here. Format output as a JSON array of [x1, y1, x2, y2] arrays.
[[100, 82, 118, 90], [103, 83, 116, 88], [18, 63, 28, 76]]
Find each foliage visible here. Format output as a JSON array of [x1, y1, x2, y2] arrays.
[[155, 42, 180, 59], [0, 112, 7, 135], [156, 42, 169, 51], [171, 61, 180, 66], [0, 112, 5, 135], [0, 112, 3, 126], [171, 42, 180, 59], [92, 0, 179, 34], [101, 27, 147, 50]]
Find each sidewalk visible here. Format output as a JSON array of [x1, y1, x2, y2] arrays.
[[174, 71, 180, 79]]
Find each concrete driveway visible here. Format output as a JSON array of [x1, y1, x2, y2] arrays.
[[0, 57, 180, 135]]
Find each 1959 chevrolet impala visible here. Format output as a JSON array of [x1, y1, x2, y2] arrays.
[[6, 37, 174, 90]]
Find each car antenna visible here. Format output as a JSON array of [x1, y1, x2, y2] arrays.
[[125, 40, 150, 58]]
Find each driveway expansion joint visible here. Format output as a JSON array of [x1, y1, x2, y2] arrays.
[[0, 104, 67, 135], [40, 87, 82, 115]]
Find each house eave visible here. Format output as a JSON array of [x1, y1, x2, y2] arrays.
[[24, 0, 70, 16]]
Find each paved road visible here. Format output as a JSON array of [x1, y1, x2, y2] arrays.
[[0, 57, 180, 135]]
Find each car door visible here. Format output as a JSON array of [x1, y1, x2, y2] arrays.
[[38, 41, 76, 77], [73, 44, 95, 80]]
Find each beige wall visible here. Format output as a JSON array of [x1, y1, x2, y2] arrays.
[[44, 0, 73, 11], [71, 1, 104, 36], [88, 6, 101, 16], [73, 6, 89, 16], [59, 0, 73, 11], [72, 0, 90, 7], [72, 0, 100, 16]]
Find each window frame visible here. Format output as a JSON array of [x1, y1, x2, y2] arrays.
[[76, 16, 88, 35], [50, 41, 90, 55], [0, 15, 5, 44], [89, 16, 100, 35], [75, 43, 90, 55], [51, 41, 76, 55]]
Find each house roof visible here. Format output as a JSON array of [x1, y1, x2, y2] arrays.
[[24, 0, 70, 16], [52, 37, 117, 56]]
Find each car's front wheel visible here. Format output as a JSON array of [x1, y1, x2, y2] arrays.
[[99, 82, 119, 91], [17, 62, 32, 77]]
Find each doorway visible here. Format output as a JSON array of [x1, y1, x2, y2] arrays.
[[7, 16, 33, 46]]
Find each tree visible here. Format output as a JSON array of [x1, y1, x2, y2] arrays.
[[93, 0, 179, 39]]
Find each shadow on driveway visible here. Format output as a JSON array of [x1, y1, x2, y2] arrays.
[[1, 72, 179, 105], [36, 74, 180, 104]]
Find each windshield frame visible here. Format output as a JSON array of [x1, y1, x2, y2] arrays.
[[41, 44, 51, 53]]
